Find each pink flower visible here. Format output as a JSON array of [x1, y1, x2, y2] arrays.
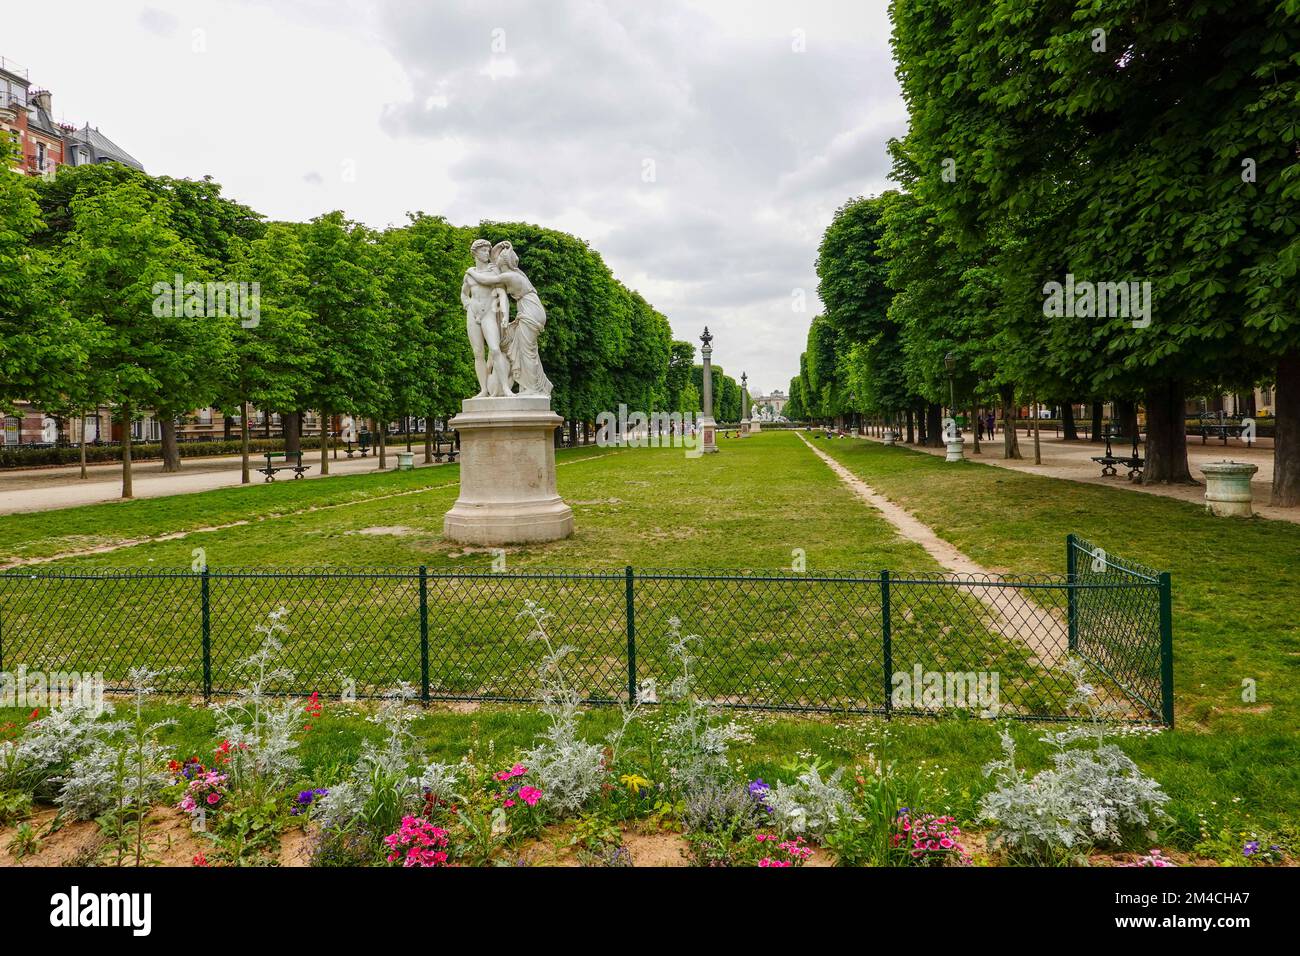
[[518, 785, 542, 807], [503, 799, 516, 808]]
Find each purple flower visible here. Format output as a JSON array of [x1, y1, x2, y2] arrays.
[[290, 788, 329, 814], [1243, 841, 1259, 857]]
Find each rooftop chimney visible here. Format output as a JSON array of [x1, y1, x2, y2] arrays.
[[29, 89, 51, 113]]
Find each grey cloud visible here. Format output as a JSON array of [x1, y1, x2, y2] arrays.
[[368, 0, 898, 388], [138, 5, 180, 37]]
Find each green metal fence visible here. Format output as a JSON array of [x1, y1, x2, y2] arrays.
[[0, 535, 1172, 724]]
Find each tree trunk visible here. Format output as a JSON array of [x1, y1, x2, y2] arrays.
[[1090, 401, 1103, 442], [283, 411, 302, 456], [971, 404, 981, 454], [1142, 380, 1195, 484], [1061, 402, 1079, 441], [241, 405, 251, 485], [924, 403, 942, 447], [1031, 395, 1042, 464], [1115, 399, 1139, 439], [121, 404, 134, 499], [1000, 386, 1022, 459], [375, 419, 387, 469], [320, 410, 330, 475], [424, 418, 434, 464], [79, 410, 88, 479], [905, 407, 915, 444], [159, 418, 181, 473], [223, 415, 233, 441], [1271, 351, 1300, 507]]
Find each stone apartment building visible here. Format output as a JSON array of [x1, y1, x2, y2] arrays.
[[1, 54, 154, 452]]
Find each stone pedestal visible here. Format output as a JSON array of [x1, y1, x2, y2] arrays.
[[740, 418, 751, 437], [749, 419, 761, 434], [698, 415, 719, 454], [945, 436, 965, 462], [1200, 460, 1258, 518], [443, 395, 574, 544]]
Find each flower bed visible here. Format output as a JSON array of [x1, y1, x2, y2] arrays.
[[0, 607, 1291, 869]]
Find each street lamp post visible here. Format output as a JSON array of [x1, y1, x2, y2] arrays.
[[740, 371, 752, 437], [943, 351, 965, 462], [944, 351, 956, 422], [697, 327, 719, 454]]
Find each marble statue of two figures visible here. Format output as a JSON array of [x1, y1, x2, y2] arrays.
[[461, 239, 552, 399]]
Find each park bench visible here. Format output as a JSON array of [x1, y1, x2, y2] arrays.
[[260, 450, 310, 482], [1091, 432, 1144, 480], [433, 431, 459, 463], [345, 431, 372, 458], [1195, 415, 1253, 446]]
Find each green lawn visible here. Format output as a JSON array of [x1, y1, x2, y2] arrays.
[[811, 433, 1300, 846], [0, 430, 1296, 849], [1, 437, 1062, 711]]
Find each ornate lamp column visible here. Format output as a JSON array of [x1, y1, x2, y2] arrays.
[[739, 371, 752, 437], [698, 326, 719, 454], [943, 350, 965, 462]]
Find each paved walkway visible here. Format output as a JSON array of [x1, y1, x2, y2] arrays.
[[849, 429, 1296, 524], [0, 449, 448, 516]]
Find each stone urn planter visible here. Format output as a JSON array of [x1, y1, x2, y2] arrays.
[[882, 430, 897, 446], [396, 451, 414, 471], [945, 435, 965, 462], [1200, 460, 1258, 517]]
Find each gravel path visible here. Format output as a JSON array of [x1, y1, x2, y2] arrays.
[[0, 450, 448, 515], [798, 434, 1064, 665]]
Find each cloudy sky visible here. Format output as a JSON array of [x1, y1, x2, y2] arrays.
[[9, 0, 904, 395]]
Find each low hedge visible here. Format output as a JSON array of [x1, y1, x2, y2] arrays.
[[0, 436, 325, 469], [0, 431, 466, 469]]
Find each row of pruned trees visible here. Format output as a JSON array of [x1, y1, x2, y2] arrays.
[[1, 150, 681, 495], [788, 0, 1300, 506]]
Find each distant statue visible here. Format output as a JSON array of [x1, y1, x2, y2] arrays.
[[461, 238, 512, 397], [464, 242, 553, 397]]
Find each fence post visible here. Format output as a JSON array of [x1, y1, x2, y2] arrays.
[[881, 570, 892, 718], [200, 567, 212, 703], [625, 566, 636, 706], [419, 566, 430, 705], [1158, 571, 1174, 728], [1066, 533, 1078, 652]]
